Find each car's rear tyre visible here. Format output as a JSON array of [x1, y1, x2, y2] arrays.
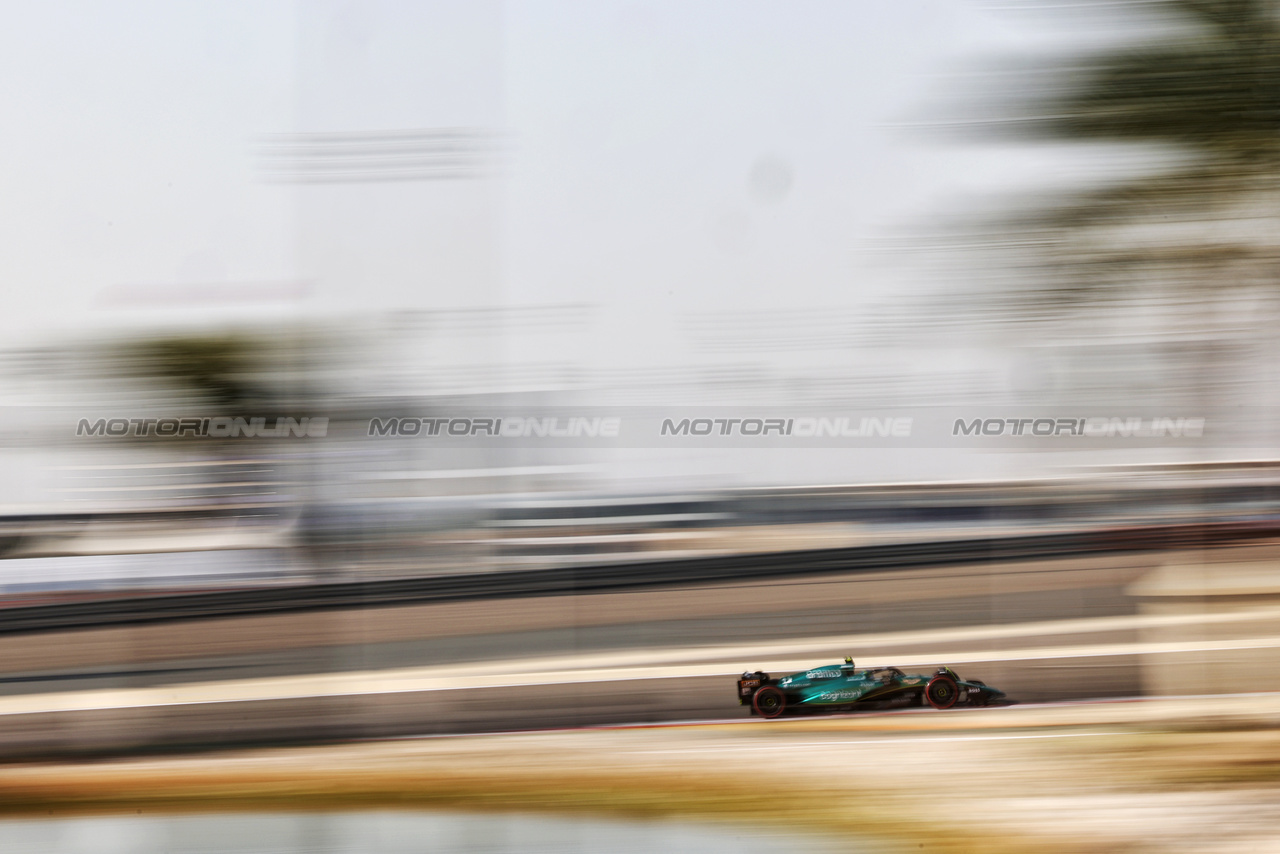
[[752, 686, 787, 719], [925, 676, 959, 710]]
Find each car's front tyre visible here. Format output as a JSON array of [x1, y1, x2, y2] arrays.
[[925, 675, 959, 710]]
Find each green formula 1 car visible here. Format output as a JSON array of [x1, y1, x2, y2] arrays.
[[737, 658, 1007, 718]]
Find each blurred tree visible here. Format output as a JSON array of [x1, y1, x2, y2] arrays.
[[952, 0, 1280, 317], [107, 330, 327, 419], [908, 0, 1280, 410], [126, 334, 266, 412], [79, 329, 335, 512]]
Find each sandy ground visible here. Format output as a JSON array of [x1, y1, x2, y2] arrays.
[[2, 696, 1280, 853]]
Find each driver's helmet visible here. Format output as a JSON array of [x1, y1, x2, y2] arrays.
[[844, 656, 854, 667]]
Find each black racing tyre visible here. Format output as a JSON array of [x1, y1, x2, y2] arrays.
[[925, 676, 959, 710], [752, 686, 787, 719]]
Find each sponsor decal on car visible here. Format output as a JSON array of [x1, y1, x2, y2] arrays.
[[819, 690, 863, 702]]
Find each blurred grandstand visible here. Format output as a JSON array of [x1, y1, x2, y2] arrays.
[[0, 461, 1275, 601], [0, 304, 1275, 601]]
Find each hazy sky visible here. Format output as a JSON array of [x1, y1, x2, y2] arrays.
[[0, 1, 1100, 355], [0, 2, 1236, 497]]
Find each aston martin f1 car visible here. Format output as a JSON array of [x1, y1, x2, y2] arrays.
[[737, 658, 1006, 718]]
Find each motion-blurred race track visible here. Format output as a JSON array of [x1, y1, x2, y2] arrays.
[[0, 540, 1274, 756]]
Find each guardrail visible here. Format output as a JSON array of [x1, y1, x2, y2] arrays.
[[0, 520, 1273, 636]]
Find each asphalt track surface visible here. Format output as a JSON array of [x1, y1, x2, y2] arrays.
[[0, 537, 1271, 756]]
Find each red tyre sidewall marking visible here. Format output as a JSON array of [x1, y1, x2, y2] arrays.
[[926, 676, 958, 710], [752, 686, 786, 719]]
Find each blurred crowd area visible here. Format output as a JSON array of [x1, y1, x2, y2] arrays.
[[0, 304, 1274, 598]]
